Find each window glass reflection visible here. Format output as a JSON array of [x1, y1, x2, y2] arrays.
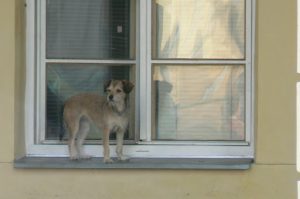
[[153, 65, 245, 140], [153, 0, 245, 59]]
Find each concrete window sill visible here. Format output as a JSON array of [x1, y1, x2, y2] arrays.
[[14, 157, 252, 170]]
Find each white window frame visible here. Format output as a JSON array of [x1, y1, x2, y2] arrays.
[[25, 0, 255, 160]]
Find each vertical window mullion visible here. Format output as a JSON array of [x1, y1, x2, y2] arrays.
[[36, 0, 47, 143], [25, 0, 36, 148], [245, 0, 255, 144], [139, 0, 152, 141]]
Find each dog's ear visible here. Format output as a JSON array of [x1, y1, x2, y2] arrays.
[[103, 80, 112, 92], [122, 80, 134, 93]]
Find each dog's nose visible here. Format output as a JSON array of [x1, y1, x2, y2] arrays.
[[109, 95, 113, 101]]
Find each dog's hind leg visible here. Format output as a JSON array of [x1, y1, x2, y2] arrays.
[[76, 118, 91, 159], [69, 135, 78, 160], [66, 117, 80, 160]]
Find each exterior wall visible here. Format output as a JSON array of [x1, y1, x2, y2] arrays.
[[0, 0, 298, 198]]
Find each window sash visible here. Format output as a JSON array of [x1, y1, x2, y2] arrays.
[[36, 0, 139, 144], [25, 0, 255, 159], [139, 0, 254, 144]]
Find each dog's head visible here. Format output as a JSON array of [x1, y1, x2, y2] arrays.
[[104, 80, 134, 103]]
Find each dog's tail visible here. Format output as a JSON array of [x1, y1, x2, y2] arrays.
[[59, 103, 65, 141]]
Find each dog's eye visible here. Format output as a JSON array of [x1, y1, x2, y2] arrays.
[[116, 89, 122, 93], [106, 89, 111, 93]]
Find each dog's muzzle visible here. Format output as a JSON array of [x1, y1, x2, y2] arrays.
[[108, 95, 114, 101]]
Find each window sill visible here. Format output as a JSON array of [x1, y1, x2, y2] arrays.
[[14, 157, 252, 170]]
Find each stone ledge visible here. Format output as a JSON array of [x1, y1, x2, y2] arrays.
[[14, 157, 252, 170]]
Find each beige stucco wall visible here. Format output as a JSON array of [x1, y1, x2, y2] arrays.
[[0, 0, 299, 198]]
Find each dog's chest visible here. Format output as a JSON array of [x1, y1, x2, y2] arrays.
[[107, 114, 128, 131]]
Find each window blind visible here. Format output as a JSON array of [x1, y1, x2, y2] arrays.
[[46, 64, 131, 140], [46, 0, 131, 59]]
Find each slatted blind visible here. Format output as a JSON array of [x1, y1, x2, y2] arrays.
[[45, 0, 133, 140], [46, 0, 131, 59], [46, 64, 130, 140]]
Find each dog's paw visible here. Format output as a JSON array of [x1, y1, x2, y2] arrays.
[[69, 155, 79, 161], [79, 154, 92, 160], [117, 155, 130, 162], [103, 157, 114, 164]]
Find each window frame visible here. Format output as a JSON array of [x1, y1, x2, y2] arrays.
[[25, 0, 255, 161]]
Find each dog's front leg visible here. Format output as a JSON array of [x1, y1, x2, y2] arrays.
[[102, 127, 113, 163], [116, 129, 129, 162]]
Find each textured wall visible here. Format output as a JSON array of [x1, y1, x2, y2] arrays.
[[0, 0, 298, 198]]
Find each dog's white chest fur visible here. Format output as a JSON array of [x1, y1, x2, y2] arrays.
[[107, 113, 128, 133]]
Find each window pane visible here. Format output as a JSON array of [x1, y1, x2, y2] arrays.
[[153, 65, 245, 141], [152, 0, 245, 59], [46, 64, 135, 140], [46, 0, 135, 59]]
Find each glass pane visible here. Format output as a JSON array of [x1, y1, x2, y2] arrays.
[[152, 0, 245, 59], [46, 0, 135, 59], [46, 64, 135, 140], [153, 65, 245, 141]]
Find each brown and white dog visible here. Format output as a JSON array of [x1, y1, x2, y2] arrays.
[[63, 80, 134, 163]]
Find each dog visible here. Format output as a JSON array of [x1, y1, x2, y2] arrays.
[[63, 80, 134, 163]]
